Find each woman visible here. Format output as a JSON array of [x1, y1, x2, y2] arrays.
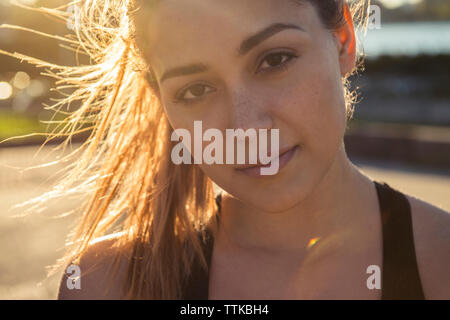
[[4, 0, 448, 299]]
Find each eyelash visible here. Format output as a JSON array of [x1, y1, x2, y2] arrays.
[[255, 51, 298, 74], [173, 83, 215, 106], [173, 51, 298, 105]]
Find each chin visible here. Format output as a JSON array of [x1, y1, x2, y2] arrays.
[[233, 175, 312, 214]]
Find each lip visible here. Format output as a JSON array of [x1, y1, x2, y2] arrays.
[[234, 145, 299, 176]]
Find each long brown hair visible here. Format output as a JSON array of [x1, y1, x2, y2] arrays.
[[0, 0, 370, 299]]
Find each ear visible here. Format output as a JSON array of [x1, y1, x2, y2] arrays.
[[334, 4, 356, 76]]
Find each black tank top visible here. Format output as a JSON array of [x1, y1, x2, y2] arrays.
[[182, 181, 425, 300]]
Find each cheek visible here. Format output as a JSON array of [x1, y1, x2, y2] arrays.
[[300, 75, 346, 149], [164, 100, 227, 132], [163, 102, 197, 132], [274, 55, 347, 159]]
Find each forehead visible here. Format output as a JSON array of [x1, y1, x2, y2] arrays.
[[136, 0, 315, 75]]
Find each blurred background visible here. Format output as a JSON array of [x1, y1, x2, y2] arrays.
[[0, 0, 449, 299]]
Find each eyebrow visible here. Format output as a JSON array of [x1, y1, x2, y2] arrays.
[[160, 64, 208, 83], [160, 22, 305, 83], [238, 23, 305, 55]]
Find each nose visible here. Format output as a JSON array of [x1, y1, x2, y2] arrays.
[[228, 86, 273, 131], [225, 85, 277, 165]]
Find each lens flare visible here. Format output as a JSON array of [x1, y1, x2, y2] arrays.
[[307, 237, 320, 249]]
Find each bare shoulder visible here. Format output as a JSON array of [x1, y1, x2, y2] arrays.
[[57, 233, 132, 300], [406, 194, 450, 299]]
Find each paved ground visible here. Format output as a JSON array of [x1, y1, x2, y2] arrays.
[[0, 145, 449, 299]]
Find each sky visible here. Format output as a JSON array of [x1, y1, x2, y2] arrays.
[[378, 0, 424, 9]]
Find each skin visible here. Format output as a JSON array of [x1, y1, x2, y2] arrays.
[[58, 0, 450, 299]]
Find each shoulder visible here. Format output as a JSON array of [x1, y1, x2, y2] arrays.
[[405, 193, 450, 299], [57, 233, 131, 300]]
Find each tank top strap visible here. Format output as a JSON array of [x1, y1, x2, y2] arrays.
[[374, 181, 425, 299], [215, 192, 222, 222], [181, 194, 221, 299]]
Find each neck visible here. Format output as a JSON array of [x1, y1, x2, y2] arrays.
[[217, 143, 375, 255]]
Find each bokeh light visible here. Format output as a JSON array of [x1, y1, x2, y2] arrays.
[[26, 79, 46, 97], [0, 82, 13, 100], [12, 72, 31, 90], [12, 91, 32, 112]]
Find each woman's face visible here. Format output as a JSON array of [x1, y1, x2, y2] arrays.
[[136, 0, 355, 213]]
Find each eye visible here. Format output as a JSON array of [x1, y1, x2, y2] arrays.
[[174, 83, 216, 104], [257, 51, 298, 74]]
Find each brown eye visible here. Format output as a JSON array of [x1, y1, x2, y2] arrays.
[[175, 83, 216, 103], [266, 54, 285, 67], [189, 84, 207, 97], [257, 52, 298, 74]]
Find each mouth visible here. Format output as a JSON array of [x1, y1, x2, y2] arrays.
[[234, 144, 299, 176]]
